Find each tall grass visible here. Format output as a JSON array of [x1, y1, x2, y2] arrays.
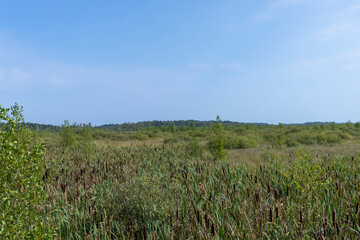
[[43, 142, 360, 239]]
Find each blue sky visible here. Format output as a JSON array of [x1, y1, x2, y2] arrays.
[[1, 0, 360, 125]]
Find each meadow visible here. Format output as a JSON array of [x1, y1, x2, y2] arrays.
[[3, 108, 360, 239]]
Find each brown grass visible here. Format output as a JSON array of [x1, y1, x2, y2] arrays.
[[227, 140, 360, 168]]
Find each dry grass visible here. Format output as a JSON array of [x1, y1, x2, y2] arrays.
[[227, 140, 360, 168], [94, 138, 165, 147]]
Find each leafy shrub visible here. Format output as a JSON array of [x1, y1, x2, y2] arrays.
[[80, 125, 94, 151], [285, 135, 299, 147], [207, 116, 227, 160], [0, 103, 54, 239], [129, 133, 150, 141], [188, 138, 204, 157], [224, 135, 258, 149], [60, 120, 77, 146]]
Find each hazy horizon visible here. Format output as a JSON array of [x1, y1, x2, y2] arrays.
[[1, 1, 360, 125]]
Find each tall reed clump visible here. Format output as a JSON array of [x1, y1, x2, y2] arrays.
[[43, 140, 360, 239]]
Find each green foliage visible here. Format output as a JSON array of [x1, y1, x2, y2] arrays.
[[207, 116, 228, 160], [224, 135, 258, 149], [287, 149, 326, 200], [80, 125, 94, 151], [163, 136, 179, 144], [0, 103, 54, 239], [60, 120, 77, 147], [188, 137, 204, 157]]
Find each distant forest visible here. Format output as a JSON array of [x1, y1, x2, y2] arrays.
[[24, 120, 339, 132]]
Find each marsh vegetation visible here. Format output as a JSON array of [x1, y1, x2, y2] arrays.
[[3, 105, 360, 239]]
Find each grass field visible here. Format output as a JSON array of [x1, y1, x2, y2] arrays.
[[4, 116, 360, 239], [32, 121, 360, 239]]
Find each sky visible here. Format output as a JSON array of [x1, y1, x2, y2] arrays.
[[1, 0, 360, 125]]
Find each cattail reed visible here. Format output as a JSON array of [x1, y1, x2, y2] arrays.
[[143, 224, 147, 240], [335, 222, 340, 235]]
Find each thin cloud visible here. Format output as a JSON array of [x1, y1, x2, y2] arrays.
[[334, 3, 360, 17], [295, 49, 360, 69], [188, 63, 213, 69], [318, 23, 355, 40], [220, 63, 243, 71]]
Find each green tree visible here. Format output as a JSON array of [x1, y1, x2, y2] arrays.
[[0, 103, 54, 239], [169, 123, 176, 133], [60, 120, 77, 147], [207, 116, 228, 160], [80, 124, 93, 151]]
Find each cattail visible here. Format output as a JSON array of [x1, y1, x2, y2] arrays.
[[275, 207, 279, 218], [356, 202, 359, 214], [197, 210, 200, 223], [335, 222, 340, 235], [286, 186, 289, 196], [332, 210, 336, 227], [131, 221, 134, 238], [346, 212, 349, 224], [247, 188, 250, 198], [143, 224, 147, 240], [269, 208, 273, 222], [300, 211, 303, 225], [211, 222, 215, 235], [231, 212, 236, 222], [267, 183, 271, 194], [255, 192, 260, 203], [205, 213, 209, 228]]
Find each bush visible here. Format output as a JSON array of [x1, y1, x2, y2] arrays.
[[188, 138, 204, 157], [0, 103, 54, 239], [285, 135, 299, 147], [207, 116, 227, 160], [129, 133, 149, 141], [60, 120, 77, 146], [80, 125, 94, 151], [224, 135, 258, 149]]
